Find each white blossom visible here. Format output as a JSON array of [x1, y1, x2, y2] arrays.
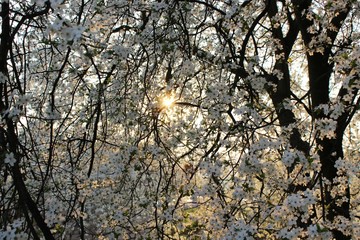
[[4, 153, 16, 166], [0, 72, 7, 83]]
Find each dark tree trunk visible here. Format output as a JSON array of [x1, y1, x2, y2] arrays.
[[0, 2, 55, 239], [308, 48, 351, 240]]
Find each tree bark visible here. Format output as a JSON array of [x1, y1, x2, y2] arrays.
[[1, 2, 55, 239]]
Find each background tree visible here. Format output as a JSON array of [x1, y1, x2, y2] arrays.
[[0, 0, 359, 239]]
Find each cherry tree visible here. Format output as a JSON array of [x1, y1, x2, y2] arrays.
[[0, 0, 359, 239]]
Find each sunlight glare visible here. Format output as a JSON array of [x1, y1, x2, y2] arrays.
[[162, 95, 175, 108]]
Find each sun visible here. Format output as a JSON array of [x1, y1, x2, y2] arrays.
[[161, 95, 176, 108]]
